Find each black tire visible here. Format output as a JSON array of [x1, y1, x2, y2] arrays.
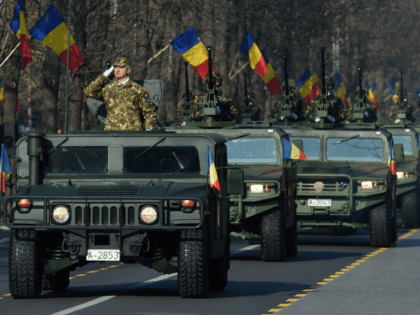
[[42, 270, 70, 291], [286, 211, 298, 257], [9, 230, 42, 299], [178, 229, 209, 298], [401, 191, 420, 228], [369, 204, 392, 247], [209, 236, 229, 291], [392, 214, 398, 243], [260, 208, 286, 262]]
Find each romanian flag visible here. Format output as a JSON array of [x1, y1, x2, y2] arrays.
[[388, 76, 396, 91], [207, 146, 221, 194], [29, 4, 85, 73], [282, 138, 307, 160], [297, 68, 320, 105], [0, 84, 3, 106], [260, 50, 280, 96], [367, 82, 379, 110], [332, 72, 349, 106], [388, 139, 396, 175], [172, 27, 213, 81], [0, 143, 12, 193], [10, 0, 32, 70], [239, 31, 268, 78]]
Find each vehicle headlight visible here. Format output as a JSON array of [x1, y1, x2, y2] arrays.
[[361, 181, 372, 190], [140, 206, 158, 225], [52, 206, 70, 224], [250, 184, 264, 194], [396, 172, 404, 179]]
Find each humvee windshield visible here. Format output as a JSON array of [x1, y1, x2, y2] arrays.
[[124, 146, 200, 174], [290, 137, 321, 161], [43, 147, 108, 175], [392, 135, 413, 155], [326, 138, 384, 162], [226, 137, 277, 164]]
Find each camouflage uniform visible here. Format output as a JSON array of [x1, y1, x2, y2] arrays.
[[387, 102, 417, 122], [271, 79, 306, 121], [353, 86, 377, 123], [305, 77, 349, 122], [175, 90, 195, 123], [84, 57, 156, 131]]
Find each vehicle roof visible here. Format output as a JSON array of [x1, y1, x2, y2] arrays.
[[173, 126, 287, 138], [282, 125, 392, 139]]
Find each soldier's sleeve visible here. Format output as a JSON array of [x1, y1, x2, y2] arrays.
[[84, 74, 108, 101], [138, 90, 157, 130]]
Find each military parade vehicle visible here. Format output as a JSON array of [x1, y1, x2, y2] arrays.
[[172, 48, 299, 262], [283, 59, 401, 247], [382, 71, 420, 228], [2, 78, 241, 299]]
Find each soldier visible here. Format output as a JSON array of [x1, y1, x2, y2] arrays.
[[84, 57, 156, 131], [353, 86, 377, 123], [271, 79, 306, 121], [305, 77, 349, 123], [387, 90, 416, 122]]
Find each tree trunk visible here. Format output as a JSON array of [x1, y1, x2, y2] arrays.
[[41, 48, 60, 133]]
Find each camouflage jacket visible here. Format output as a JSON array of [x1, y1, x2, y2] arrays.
[[387, 104, 417, 122], [271, 97, 306, 121], [348, 101, 377, 123], [84, 74, 156, 131], [305, 93, 349, 123]]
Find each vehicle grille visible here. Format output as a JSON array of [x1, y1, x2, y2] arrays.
[[297, 178, 350, 194], [72, 204, 137, 226]]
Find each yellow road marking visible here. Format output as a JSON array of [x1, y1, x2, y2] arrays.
[[87, 270, 99, 273], [335, 272, 345, 274], [356, 260, 365, 263], [295, 294, 306, 297], [278, 303, 290, 307], [4, 294, 10, 297], [351, 263, 360, 266], [268, 309, 281, 312], [330, 275, 340, 278], [323, 278, 334, 281], [346, 265, 355, 269], [100, 268, 109, 271], [286, 298, 299, 302], [317, 282, 327, 285], [76, 274, 87, 277], [303, 289, 314, 292], [341, 268, 350, 271]]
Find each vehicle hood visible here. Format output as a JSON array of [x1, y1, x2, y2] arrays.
[[299, 163, 390, 179], [241, 166, 284, 181]]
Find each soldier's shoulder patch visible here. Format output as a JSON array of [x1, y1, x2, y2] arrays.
[[144, 92, 149, 100]]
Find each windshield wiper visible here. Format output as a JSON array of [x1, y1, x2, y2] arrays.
[[48, 137, 69, 153], [172, 152, 185, 170], [227, 133, 250, 141], [334, 135, 360, 145], [134, 137, 166, 159], [74, 153, 85, 170]]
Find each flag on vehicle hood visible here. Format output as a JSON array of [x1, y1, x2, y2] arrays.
[[207, 146, 221, 194], [260, 49, 280, 96], [388, 139, 396, 175], [172, 26, 214, 81], [332, 72, 349, 106], [10, 0, 32, 69], [239, 31, 268, 78], [29, 4, 85, 73], [0, 143, 12, 193], [297, 68, 320, 105], [282, 138, 307, 160]]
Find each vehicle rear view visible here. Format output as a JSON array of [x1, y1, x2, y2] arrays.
[[4, 131, 238, 299], [287, 126, 400, 247]]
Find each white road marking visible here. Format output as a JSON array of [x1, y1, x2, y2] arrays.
[[0, 237, 10, 243], [51, 243, 257, 315]]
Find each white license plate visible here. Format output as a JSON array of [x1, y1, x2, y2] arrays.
[[87, 250, 120, 261], [308, 199, 332, 207]]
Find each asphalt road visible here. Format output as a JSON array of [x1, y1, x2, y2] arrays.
[[0, 223, 416, 315]]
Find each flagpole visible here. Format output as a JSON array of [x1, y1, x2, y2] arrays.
[[147, 43, 170, 64], [64, 0, 71, 134], [0, 42, 20, 68], [228, 51, 240, 78], [0, 32, 10, 61], [229, 61, 249, 80]]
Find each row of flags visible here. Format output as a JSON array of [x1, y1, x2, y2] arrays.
[[9, 1, 85, 72]]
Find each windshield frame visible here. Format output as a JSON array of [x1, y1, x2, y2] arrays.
[[392, 134, 416, 157], [226, 136, 280, 165]]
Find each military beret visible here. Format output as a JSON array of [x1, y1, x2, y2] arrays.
[[113, 57, 131, 68]]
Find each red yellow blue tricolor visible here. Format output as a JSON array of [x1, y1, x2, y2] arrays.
[[367, 82, 379, 110], [207, 146, 221, 194], [0, 143, 12, 193], [388, 139, 396, 175], [29, 4, 85, 73], [260, 50, 281, 96], [239, 31, 268, 78], [10, 0, 32, 70], [297, 68, 320, 105], [282, 138, 307, 160], [332, 72, 349, 106], [172, 27, 214, 81]]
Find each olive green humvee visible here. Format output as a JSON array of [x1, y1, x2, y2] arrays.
[[3, 130, 241, 299], [283, 124, 402, 247]]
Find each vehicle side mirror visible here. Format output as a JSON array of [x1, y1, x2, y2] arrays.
[[292, 139, 304, 152], [226, 168, 243, 196], [394, 143, 404, 165]]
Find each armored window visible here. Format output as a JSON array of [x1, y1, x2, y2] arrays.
[[226, 137, 277, 164], [392, 135, 413, 156], [43, 147, 108, 175], [290, 137, 321, 161], [326, 138, 384, 162], [123, 146, 200, 174]]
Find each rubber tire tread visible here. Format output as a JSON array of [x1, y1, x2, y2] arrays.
[[42, 270, 70, 291], [261, 208, 286, 262], [401, 191, 420, 229], [178, 229, 209, 298], [9, 230, 42, 299], [392, 214, 398, 243], [285, 211, 298, 257], [369, 204, 392, 247], [209, 236, 229, 291]]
